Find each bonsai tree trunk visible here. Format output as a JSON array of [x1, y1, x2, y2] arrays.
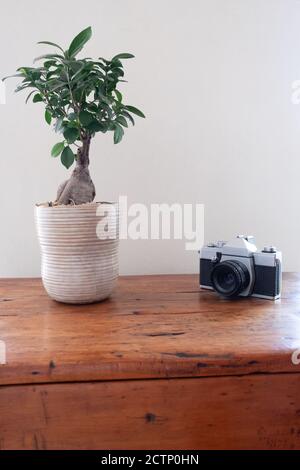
[[56, 135, 96, 205]]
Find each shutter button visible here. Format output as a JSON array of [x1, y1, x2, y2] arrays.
[[262, 246, 277, 253]]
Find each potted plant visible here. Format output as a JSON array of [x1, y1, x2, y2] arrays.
[[4, 26, 145, 304]]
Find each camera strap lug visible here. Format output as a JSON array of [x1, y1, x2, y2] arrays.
[[212, 252, 222, 264]]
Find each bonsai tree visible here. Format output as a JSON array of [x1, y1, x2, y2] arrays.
[[4, 26, 145, 205]]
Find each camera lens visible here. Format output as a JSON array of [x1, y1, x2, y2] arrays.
[[211, 260, 250, 298]]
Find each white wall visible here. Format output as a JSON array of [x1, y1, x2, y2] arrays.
[[1, 0, 300, 277]]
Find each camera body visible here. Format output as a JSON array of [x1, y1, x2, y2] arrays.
[[199, 235, 282, 300]]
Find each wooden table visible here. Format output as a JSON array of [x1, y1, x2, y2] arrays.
[[0, 274, 300, 450]]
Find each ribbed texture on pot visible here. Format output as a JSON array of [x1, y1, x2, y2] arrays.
[[35, 202, 119, 304]]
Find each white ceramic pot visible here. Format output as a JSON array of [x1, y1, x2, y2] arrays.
[[35, 202, 119, 304]]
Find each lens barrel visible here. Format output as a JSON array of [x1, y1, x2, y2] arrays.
[[210, 260, 250, 298]]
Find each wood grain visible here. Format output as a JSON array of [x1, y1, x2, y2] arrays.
[[0, 373, 300, 450], [0, 274, 300, 386]]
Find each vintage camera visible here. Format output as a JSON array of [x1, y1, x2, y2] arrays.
[[199, 235, 282, 300]]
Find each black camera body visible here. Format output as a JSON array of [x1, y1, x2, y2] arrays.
[[199, 235, 282, 300]]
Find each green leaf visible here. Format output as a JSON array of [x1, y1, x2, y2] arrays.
[[69, 60, 84, 73], [55, 117, 64, 133], [45, 110, 52, 125], [61, 146, 75, 169], [15, 83, 30, 93], [98, 94, 113, 106], [44, 60, 58, 69], [47, 79, 66, 92], [68, 26, 92, 58], [2, 73, 25, 81], [79, 110, 94, 126], [63, 127, 79, 144], [114, 67, 124, 76], [112, 53, 135, 61], [51, 142, 65, 157], [114, 90, 123, 102], [122, 111, 135, 126], [87, 120, 104, 133], [114, 123, 124, 144], [125, 105, 145, 118], [68, 112, 77, 121], [37, 41, 65, 53], [111, 59, 123, 69], [25, 90, 36, 104], [87, 102, 98, 113], [116, 116, 128, 127], [33, 93, 43, 103], [34, 53, 64, 63]]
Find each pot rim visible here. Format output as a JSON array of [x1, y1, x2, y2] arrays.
[[35, 201, 118, 209]]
